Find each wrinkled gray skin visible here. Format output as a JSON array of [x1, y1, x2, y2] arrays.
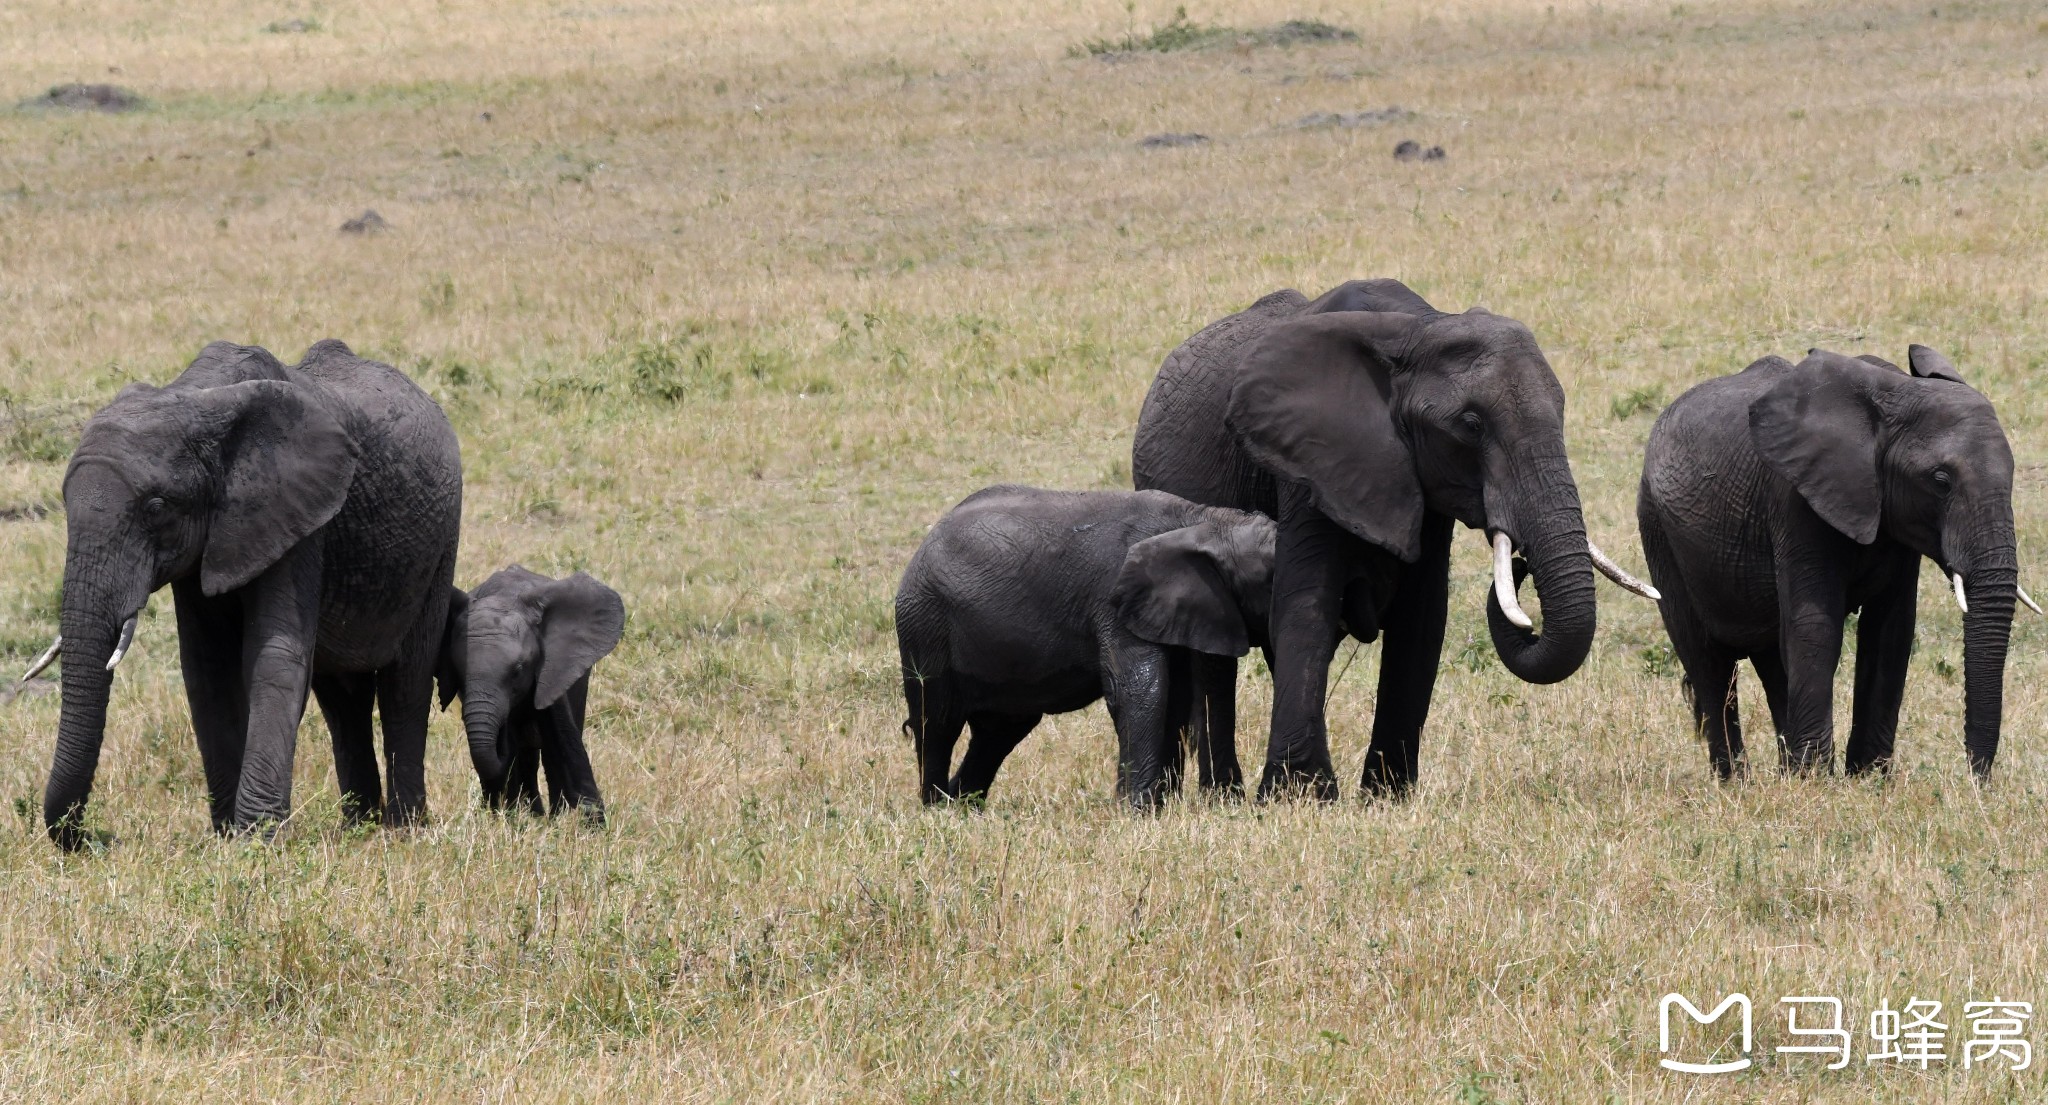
[[896, 486, 1276, 809], [1639, 347, 2018, 779], [47, 340, 461, 849], [1133, 279, 1597, 800], [437, 566, 625, 822]]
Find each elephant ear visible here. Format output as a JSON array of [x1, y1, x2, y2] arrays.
[[535, 572, 625, 709], [1111, 523, 1251, 657], [195, 379, 359, 595], [1226, 311, 1425, 560], [1907, 344, 1967, 384], [1749, 359, 1882, 544], [436, 587, 470, 710]]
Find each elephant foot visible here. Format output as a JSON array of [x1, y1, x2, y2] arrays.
[[338, 795, 384, 828], [1257, 762, 1340, 803], [1198, 778, 1247, 803], [1358, 770, 1413, 802], [1778, 740, 1837, 776]]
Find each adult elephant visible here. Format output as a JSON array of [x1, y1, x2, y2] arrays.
[[1639, 347, 2028, 779], [1132, 279, 1656, 800], [25, 339, 462, 849]]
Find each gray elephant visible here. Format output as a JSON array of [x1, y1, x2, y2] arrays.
[[25, 340, 462, 849], [896, 486, 1275, 809], [435, 566, 625, 822], [1639, 347, 2031, 779], [1132, 279, 1657, 801]]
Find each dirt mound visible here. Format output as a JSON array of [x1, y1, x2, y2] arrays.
[[1393, 139, 1445, 162], [18, 84, 143, 113], [340, 209, 390, 234]]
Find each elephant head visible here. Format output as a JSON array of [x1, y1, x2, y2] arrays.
[[1111, 507, 1277, 656], [39, 342, 356, 849], [1751, 347, 2021, 775], [1225, 305, 1600, 684], [437, 567, 625, 796]]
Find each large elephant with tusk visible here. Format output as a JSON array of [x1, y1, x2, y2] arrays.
[[22, 340, 461, 849], [1639, 347, 2030, 779], [1132, 279, 1657, 800]]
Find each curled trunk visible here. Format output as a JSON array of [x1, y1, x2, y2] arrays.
[[1485, 454, 1598, 685], [462, 695, 510, 792]]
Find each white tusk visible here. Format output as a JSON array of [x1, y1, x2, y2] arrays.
[[1493, 532, 1534, 630], [2018, 582, 2044, 617], [1588, 540, 1662, 601], [105, 616, 138, 671], [1952, 573, 1968, 615], [17, 635, 62, 684]]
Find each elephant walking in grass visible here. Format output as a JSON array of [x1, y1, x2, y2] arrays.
[[26, 340, 462, 849], [437, 566, 626, 823], [1132, 279, 1657, 801], [1639, 347, 2030, 779], [896, 486, 1275, 809]]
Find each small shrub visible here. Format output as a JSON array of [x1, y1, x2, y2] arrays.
[[1610, 384, 1664, 420], [1073, 6, 1234, 57], [1640, 642, 1680, 678]]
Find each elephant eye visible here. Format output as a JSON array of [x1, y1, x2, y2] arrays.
[[1932, 470, 1953, 494], [1459, 412, 1483, 436], [142, 496, 170, 515]]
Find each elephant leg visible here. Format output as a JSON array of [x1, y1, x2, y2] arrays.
[[1749, 648, 1790, 742], [540, 679, 604, 824], [310, 670, 382, 825], [1846, 559, 1920, 776], [1361, 511, 1453, 797], [1679, 645, 1745, 780], [373, 630, 439, 828], [952, 712, 1041, 802], [1260, 485, 1356, 802], [172, 579, 248, 833], [1161, 649, 1192, 795], [907, 674, 967, 804], [1775, 527, 1848, 773], [1186, 652, 1241, 794], [1106, 638, 1174, 811], [503, 726, 544, 815], [231, 547, 323, 831]]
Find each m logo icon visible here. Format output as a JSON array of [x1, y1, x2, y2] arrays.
[[1659, 993, 1754, 1074]]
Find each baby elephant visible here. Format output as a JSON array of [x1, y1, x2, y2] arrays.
[[437, 566, 626, 821], [896, 486, 1276, 809]]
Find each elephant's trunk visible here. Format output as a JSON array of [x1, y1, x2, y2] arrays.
[[1959, 540, 2017, 779], [1484, 449, 1598, 685], [45, 550, 148, 851], [462, 695, 510, 795]]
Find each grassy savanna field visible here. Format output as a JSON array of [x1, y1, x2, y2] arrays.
[[3, 0, 2048, 1098]]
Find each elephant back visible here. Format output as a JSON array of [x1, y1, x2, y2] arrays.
[[1132, 289, 1308, 517]]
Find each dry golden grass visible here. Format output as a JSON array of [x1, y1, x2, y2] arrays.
[[3, 0, 2048, 1098]]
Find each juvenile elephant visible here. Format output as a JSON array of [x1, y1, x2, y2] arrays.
[[28, 340, 462, 849], [1132, 279, 1656, 800], [896, 486, 1275, 809], [1639, 347, 2029, 779], [436, 566, 625, 822]]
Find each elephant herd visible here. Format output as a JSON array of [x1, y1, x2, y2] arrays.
[[21, 340, 624, 851], [16, 278, 2028, 849], [898, 278, 2029, 808]]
